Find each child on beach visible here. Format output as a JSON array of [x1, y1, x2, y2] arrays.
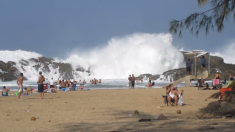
[[23, 88, 28, 95]]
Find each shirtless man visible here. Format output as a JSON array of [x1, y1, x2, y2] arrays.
[[17, 73, 23, 99], [37, 72, 45, 99], [131, 74, 135, 89]]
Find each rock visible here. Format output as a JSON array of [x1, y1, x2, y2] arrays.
[[31, 117, 36, 121], [153, 113, 168, 120], [176, 110, 181, 114], [211, 123, 218, 125], [134, 110, 139, 114], [198, 126, 214, 130]]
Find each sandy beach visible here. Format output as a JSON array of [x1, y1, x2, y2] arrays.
[[1, 87, 234, 132]]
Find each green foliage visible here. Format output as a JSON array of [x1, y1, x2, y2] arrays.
[[169, 0, 235, 37]]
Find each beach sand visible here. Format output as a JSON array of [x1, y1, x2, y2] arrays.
[[0, 87, 234, 132]]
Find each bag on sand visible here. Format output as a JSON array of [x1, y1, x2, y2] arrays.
[[178, 96, 184, 106]]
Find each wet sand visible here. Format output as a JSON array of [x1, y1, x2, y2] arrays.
[[0, 87, 234, 132]]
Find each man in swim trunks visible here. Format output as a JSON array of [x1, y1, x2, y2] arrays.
[[17, 73, 24, 99], [131, 74, 135, 89], [186, 59, 192, 75], [200, 56, 206, 70], [37, 72, 45, 99]]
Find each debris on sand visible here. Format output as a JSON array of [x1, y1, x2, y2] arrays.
[[139, 118, 151, 122], [152, 113, 168, 120], [177, 110, 181, 114], [134, 110, 139, 114], [31, 117, 36, 121]]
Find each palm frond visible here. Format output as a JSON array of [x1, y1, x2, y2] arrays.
[[198, 0, 208, 6]]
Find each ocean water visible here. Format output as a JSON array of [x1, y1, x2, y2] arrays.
[[0, 79, 174, 91]]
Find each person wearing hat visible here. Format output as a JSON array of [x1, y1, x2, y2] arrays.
[[2, 86, 10, 96]]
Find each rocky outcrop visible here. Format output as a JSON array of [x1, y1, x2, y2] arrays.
[[0, 57, 89, 81], [162, 54, 235, 81]]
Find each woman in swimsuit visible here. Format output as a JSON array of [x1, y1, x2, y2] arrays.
[[166, 84, 184, 106]]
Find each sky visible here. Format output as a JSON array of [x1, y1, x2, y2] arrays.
[[0, 0, 234, 59]]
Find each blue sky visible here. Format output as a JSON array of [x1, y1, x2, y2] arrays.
[[0, 0, 234, 58]]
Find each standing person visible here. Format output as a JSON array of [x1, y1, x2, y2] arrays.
[[37, 72, 45, 99], [131, 74, 135, 89], [94, 78, 97, 85], [148, 78, 152, 87], [200, 56, 206, 70], [229, 73, 233, 81], [17, 73, 23, 100], [128, 75, 132, 88], [50, 78, 54, 88], [186, 59, 192, 75]]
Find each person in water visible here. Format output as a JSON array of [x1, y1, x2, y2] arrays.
[[2, 86, 10, 96], [83, 79, 86, 83], [94, 78, 97, 85], [98, 79, 101, 83], [17, 73, 24, 99]]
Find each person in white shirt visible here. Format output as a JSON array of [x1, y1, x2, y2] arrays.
[[49, 78, 54, 88]]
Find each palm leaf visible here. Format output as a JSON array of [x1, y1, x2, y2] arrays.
[[198, 0, 208, 6]]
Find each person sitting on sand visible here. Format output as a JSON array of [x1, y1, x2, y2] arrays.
[[23, 87, 28, 95], [203, 83, 211, 90], [2, 86, 10, 96], [166, 84, 184, 106]]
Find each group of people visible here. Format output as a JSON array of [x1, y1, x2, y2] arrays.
[[89, 78, 101, 84], [127, 75, 155, 88], [57, 79, 78, 91], [9, 72, 46, 100]]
